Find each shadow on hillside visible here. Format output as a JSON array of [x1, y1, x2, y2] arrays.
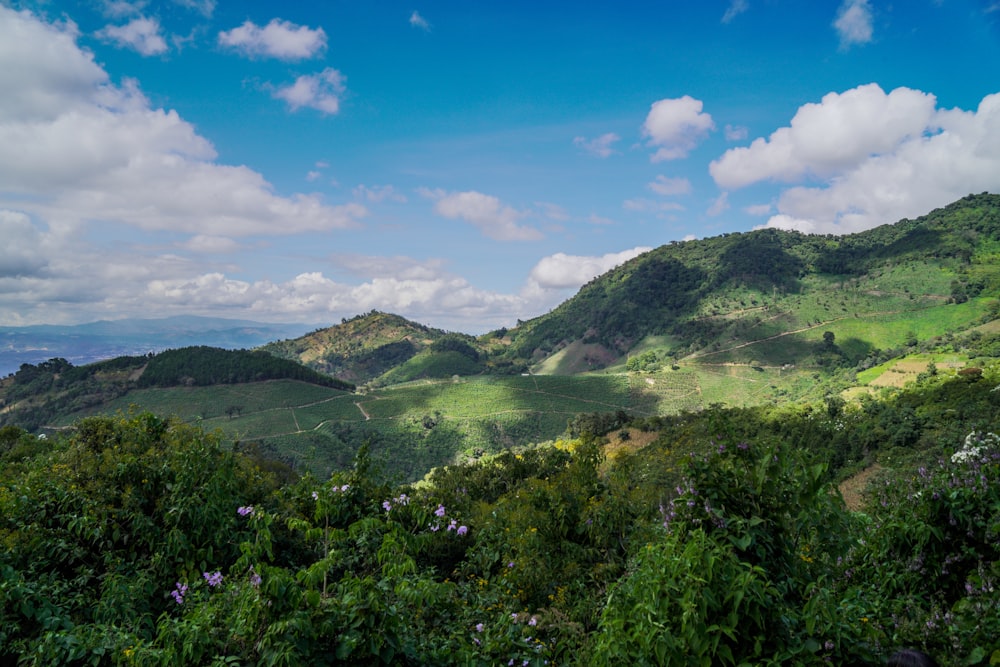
[[817, 227, 944, 274], [716, 232, 804, 294]]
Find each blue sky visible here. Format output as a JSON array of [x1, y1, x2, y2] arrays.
[[1, 0, 999, 333]]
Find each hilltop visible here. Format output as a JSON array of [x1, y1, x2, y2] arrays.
[[260, 311, 490, 386]]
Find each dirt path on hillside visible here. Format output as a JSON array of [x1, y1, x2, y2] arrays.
[[839, 463, 882, 511]]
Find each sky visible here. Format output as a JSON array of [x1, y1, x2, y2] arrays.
[[1, 0, 999, 334]]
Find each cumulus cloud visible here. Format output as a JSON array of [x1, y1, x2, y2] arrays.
[[272, 68, 346, 114], [139, 267, 535, 334], [710, 84, 937, 188], [528, 248, 652, 290], [0, 7, 367, 239], [722, 0, 749, 23], [642, 96, 714, 162], [218, 18, 326, 60], [834, 0, 873, 49], [409, 11, 430, 31], [573, 132, 620, 158], [96, 16, 167, 55], [432, 191, 543, 241], [648, 175, 692, 196], [710, 83, 1000, 234]]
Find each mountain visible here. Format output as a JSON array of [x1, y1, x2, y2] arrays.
[[267, 194, 1000, 381], [260, 311, 491, 386], [0, 316, 318, 377], [496, 192, 1000, 372]]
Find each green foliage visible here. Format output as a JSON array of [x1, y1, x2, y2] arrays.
[[3, 342, 1000, 663], [138, 346, 353, 390]]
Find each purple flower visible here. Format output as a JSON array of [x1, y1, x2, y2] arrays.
[[528, 615, 537, 626], [475, 623, 484, 632], [170, 582, 188, 604], [434, 504, 446, 517], [311, 491, 319, 500], [382, 500, 392, 512], [237, 505, 254, 517], [429, 523, 440, 532], [340, 484, 350, 492], [203, 571, 223, 587], [457, 525, 468, 536], [508, 561, 515, 568], [249, 568, 262, 587], [447, 519, 457, 531]]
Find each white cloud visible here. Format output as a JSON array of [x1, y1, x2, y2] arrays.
[[712, 84, 1000, 234], [0, 7, 367, 239], [0, 210, 48, 278], [102, 1, 145, 19], [528, 248, 652, 290], [724, 124, 748, 141], [707, 192, 730, 216], [648, 175, 692, 196], [710, 84, 937, 188], [272, 68, 346, 114], [834, 0, 873, 49], [433, 191, 543, 241], [173, 0, 215, 17], [96, 16, 168, 56], [642, 96, 714, 162], [744, 203, 773, 216], [573, 132, 620, 158], [353, 184, 407, 203], [722, 0, 749, 24], [218, 19, 327, 60], [409, 11, 430, 31], [139, 267, 535, 334]]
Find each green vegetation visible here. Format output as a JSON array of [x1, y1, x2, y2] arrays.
[[2, 361, 998, 664]]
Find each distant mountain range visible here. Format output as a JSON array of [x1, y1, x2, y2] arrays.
[[0, 316, 317, 377]]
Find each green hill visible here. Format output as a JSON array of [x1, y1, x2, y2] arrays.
[[498, 192, 1000, 372], [259, 311, 489, 386], [3, 195, 1000, 481]]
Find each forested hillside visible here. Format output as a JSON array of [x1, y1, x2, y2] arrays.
[[0, 347, 352, 432], [259, 311, 491, 386], [499, 192, 1000, 368]]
